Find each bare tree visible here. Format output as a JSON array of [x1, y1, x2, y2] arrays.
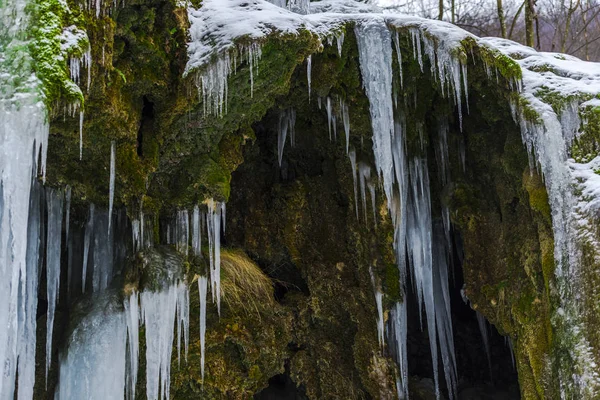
[[497, 0, 507, 37]]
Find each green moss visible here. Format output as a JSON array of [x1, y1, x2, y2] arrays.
[[30, 0, 89, 107], [572, 102, 600, 163], [462, 37, 522, 82]]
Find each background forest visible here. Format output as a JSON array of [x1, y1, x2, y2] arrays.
[[380, 0, 600, 61]]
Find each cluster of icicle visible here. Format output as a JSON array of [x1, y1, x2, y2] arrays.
[[0, 0, 50, 396], [56, 282, 191, 400], [510, 87, 600, 396], [152, 199, 225, 376], [197, 43, 262, 117], [57, 198, 225, 400], [346, 19, 467, 400]]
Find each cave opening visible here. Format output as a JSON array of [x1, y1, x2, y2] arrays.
[[400, 229, 520, 399], [137, 96, 155, 158]]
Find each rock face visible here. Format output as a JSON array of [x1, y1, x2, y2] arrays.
[[2, 0, 600, 398]]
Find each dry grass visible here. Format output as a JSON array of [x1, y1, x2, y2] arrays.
[[219, 248, 276, 316]]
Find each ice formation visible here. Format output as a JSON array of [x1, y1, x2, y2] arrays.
[[307, 55, 312, 98], [56, 293, 128, 400], [108, 141, 116, 232], [198, 275, 209, 380], [192, 205, 202, 256], [124, 291, 140, 400], [278, 108, 297, 166], [0, 0, 50, 395], [82, 204, 95, 292], [46, 189, 64, 382], [476, 311, 493, 381], [141, 282, 190, 400], [206, 199, 225, 313]]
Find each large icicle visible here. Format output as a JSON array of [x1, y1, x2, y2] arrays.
[[176, 209, 190, 257], [141, 284, 183, 400], [433, 224, 458, 400], [108, 140, 116, 231], [277, 108, 297, 166], [355, 19, 395, 203], [176, 283, 190, 364], [192, 205, 202, 257], [82, 204, 95, 293], [46, 188, 64, 382], [17, 182, 42, 400], [198, 275, 208, 380], [206, 199, 224, 314], [0, 37, 49, 400], [124, 291, 140, 400], [406, 158, 440, 398], [307, 55, 312, 99], [390, 301, 408, 400], [348, 148, 359, 219], [342, 100, 350, 153], [92, 211, 114, 292]]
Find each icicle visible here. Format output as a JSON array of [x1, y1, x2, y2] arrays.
[[433, 225, 457, 400], [108, 141, 116, 232], [278, 108, 296, 166], [206, 199, 223, 314], [326, 96, 332, 140], [141, 284, 180, 400], [93, 211, 114, 292], [79, 111, 84, 160], [307, 55, 312, 99], [278, 111, 288, 167], [476, 311, 493, 381], [176, 282, 190, 364], [355, 20, 395, 203], [369, 268, 384, 347], [199, 52, 231, 117], [192, 205, 201, 257], [176, 210, 189, 257], [358, 162, 371, 223], [390, 301, 408, 400], [368, 180, 377, 226], [125, 291, 140, 400], [132, 219, 141, 252], [393, 32, 403, 88], [336, 32, 344, 56], [317, 96, 322, 110], [65, 186, 71, 244], [342, 100, 350, 153], [435, 117, 450, 186], [46, 189, 64, 383], [0, 52, 49, 397], [348, 148, 359, 219], [16, 181, 42, 400], [506, 337, 516, 370], [198, 276, 208, 380], [82, 204, 95, 293]]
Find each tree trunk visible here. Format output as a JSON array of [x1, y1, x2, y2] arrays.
[[439, 0, 444, 20], [525, 0, 535, 47], [497, 0, 507, 38]]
